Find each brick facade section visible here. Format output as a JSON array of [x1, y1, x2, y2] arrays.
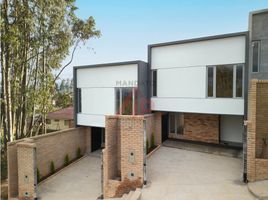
[[247, 79, 268, 182], [169, 113, 219, 144], [7, 127, 91, 199], [17, 142, 37, 200], [104, 115, 145, 198]]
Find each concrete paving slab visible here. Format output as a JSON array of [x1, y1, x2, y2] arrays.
[[142, 146, 256, 200], [38, 155, 101, 200], [248, 180, 268, 200]]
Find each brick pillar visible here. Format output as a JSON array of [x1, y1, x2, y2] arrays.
[[17, 141, 37, 200], [120, 116, 144, 183], [247, 80, 257, 182]]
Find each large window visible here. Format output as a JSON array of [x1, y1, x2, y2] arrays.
[[252, 41, 260, 73], [152, 70, 157, 97], [169, 113, 184, 134], [207, 64, 244, 98], [115, 88, 135, 115]]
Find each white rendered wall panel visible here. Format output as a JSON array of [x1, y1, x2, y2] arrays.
[[77, 113, 105, 127], [158, 67, 206, 98], [81, 88, 115, 115], [220, 115, 243, 143], [151, 98, 244, 115], [77, 64, 138, 88], [151, 36, 246, 69]]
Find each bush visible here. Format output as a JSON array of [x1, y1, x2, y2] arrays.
[[64, 154, 69, 166], [50, 161, 55, 174], [76, 147, 81, 158], [151, 132, 155, 148], [37, 168, 40, 183]]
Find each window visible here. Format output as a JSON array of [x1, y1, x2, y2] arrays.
[[54, 119, 59, 122], [77, 88, 82, 113], [207, 67, 214, 97], [216, 65, 233, 98], [252, 41, 260, 73], [46, 119, 51, 124], [169, 113, 184, 134], [64, 120, 69, 126], [236, 65, 243, 98], [207, 64, 244, 98], [115, 88, 136, 115], [152, 70, 157, 97]]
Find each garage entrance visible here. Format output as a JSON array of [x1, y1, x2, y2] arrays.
[[220, 115, 243, 146], [91, 127, 105, 152]]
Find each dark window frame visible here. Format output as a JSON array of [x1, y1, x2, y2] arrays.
[[152, 70, 157, 97], [252, 41, 260, 73], [77, 88, 82, 113]]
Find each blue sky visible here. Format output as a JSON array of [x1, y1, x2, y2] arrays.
[[59, 0, 268, 79]]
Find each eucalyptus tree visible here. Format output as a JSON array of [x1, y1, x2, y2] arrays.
[[0, 0, 100, 149]]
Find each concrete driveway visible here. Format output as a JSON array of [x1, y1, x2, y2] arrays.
[[142, 146, 256, 200], [38, 155, 101, 200]]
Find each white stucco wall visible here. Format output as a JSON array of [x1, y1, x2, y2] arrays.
[[76, 64, 138, 127], [151, 35, 246, 115]]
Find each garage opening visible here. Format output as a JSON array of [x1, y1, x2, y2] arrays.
[[91, 127, 105, 152], [220, 115, 243, 147]]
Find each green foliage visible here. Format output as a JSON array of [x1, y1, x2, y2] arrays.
[[37, 168, 40, 183], [151, 132, 155, 148], [64, 154, 69, 166], [76, 147, 81, 158], [50, 161, 55, 174]]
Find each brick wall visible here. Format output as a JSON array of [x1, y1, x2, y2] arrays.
[[7, 127, 91, 199], [169, 113, 219, 144], [247, 79, 268, 182], [104, 115, 145, 198]]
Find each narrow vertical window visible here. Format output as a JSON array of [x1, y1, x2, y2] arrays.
[[152, 70, 157, 97], [176, 114, 184, 134], [169, 114, 175, 133], [236, 65, 243, 97], [115, 88, 121, 114], [207, 67, 214, 97], [122, 88, 133, 115], [252, 41, 260, 73], [77, 88, 81, 113]]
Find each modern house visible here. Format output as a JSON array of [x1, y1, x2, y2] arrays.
[[46, 106, 74, 132], [73, 8, 268, 185]]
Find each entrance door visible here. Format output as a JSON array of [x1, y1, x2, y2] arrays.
[[91, 127, 102, 152], [162, 114, 169, 142]]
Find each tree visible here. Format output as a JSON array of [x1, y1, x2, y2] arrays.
[[0, 0, 100, 149]]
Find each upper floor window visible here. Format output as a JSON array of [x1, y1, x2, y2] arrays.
[[207, 64, 244, 98], [115, 88, 136, 115], [252, 41, 260, 73], [152, 70, 157, 97], [77, 88, 82, 113]]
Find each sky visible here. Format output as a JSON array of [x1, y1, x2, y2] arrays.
[[59, 0, 268, 79]]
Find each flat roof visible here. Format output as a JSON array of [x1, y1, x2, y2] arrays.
[[148, 31, 248, 48], [74, 60, 146, 70]]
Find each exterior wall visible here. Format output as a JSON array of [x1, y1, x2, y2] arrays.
[[46, 119, 73, 131], [76, 63, 138, 127], [7, 127, 91, 199], [247, 80, 268, 182], [150, 34, 246, 115], [169, 113, 219, 144], [103, 116, 144, 198]]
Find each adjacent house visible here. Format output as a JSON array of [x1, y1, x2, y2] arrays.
[[46, 106, 74, 131]]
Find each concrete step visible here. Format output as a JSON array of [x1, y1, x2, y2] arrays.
[[126, 191, 134, 200], [129, 188, 142, 200]]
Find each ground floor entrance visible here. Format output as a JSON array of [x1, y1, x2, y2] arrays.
[[91, 127, 105, 152]]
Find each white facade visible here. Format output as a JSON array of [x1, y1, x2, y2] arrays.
[[151, 35, 246, 115], [76, 64, 138, 127]]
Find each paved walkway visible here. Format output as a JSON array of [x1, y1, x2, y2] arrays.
[[248, 180, 268, 200], [38, 155, 101, 200], [142, 146, 256, 200]]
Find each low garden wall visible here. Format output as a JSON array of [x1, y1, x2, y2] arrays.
[[7, 127, 91, 200]]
